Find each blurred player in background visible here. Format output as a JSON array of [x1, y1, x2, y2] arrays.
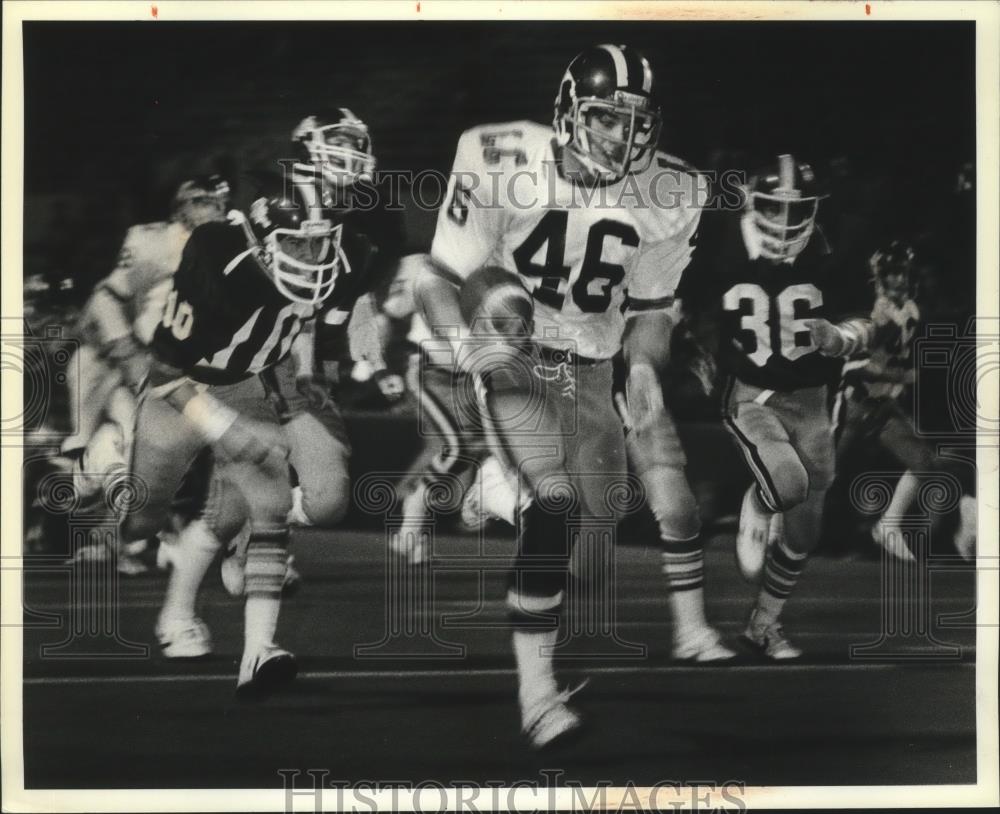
[[835, 240, 977, 560], [120, 171, 346, 695], [680, 154, 874, 659], [414, 44, 716, 748], [57, 175, 229, 569]]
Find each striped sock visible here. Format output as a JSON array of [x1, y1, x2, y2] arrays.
[[756, 538, 809, 624], [661, 537, 708, 634], [244, 527, 289, 653]]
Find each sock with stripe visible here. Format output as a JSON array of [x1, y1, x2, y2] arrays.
[[243, 527, 289, 653], [160, 518, 220, 623], [754, 537, 809, 626], [661, 536, 709, 637]]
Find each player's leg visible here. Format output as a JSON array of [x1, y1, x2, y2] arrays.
[[723, 384, 812, 659], [121, 392, 215, 656], [483, 350, 580, 749], [285, 407, 351, 527], [396, 358, 480, 562], [623, 413, 735, 662], [60, 343, 121, 456], [754, 386, 836, 658], [213, 378, 296, 696]]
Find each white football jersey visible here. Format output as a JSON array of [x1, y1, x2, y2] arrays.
[[431, 121, 705, 359], [90, 220, 191, 345]]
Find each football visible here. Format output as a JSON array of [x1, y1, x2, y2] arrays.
[[458, 265, 534, 338]]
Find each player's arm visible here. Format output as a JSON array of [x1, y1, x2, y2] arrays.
[[414, 128, 504, 367], [88, 229, 149, 387], [620, 204, 702, 423]]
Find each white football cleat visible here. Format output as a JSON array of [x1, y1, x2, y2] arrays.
[[392, 485, 429, 564], [156, 616, 212, 659], [236, 645, 298, 699], [520, 682, 587, 751], [736, 486, 772, 582], [742, 611, 802, 661], [872, 520, 916, 562], [672, 625, 737, 662]]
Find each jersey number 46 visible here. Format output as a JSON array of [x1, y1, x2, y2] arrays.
[[512, 210, 639, 314]]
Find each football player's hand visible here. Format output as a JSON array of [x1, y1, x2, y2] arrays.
[[295, 375, 332, 412], [807, 319, 845, 357], [217, 417, 289, 468]]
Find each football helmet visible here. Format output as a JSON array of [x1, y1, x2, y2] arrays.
[[173, 174, 231, 230], [553, 44, 662, 183], [870, 239, 917, 305], [241, 177, 348, 306], [291, 108, 376, 190], [745, 155, 824, 262]]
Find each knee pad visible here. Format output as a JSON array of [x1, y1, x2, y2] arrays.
[[300, 479, 350, 527], [640, 464, 701, 541], [764, 455, 810, 511]]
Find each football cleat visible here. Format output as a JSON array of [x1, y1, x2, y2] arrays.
[[672, 625, 737, 663], [236, 645, 298, 699], [520, 682, 587, 751], [742, 611, 802, 661], [736, 486, 771, 582], [156, 616, 213, 659], [872, 520, 916, 563]]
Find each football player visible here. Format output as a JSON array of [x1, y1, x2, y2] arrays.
[[836, 240, 977, 560], [119, 172, 346, 695], [680, 154, 874, 660], [413, 44, 709, 748], [58, 176, 229, 568], [220, 109, 405, 596]]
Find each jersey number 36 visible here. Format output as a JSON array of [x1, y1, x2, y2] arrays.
[[723, 283, 822, 366]]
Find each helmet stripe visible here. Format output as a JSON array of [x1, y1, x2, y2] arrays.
[[599, 43, 629, 87], [778, 154, 795, 191]]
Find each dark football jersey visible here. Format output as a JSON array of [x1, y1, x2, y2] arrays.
[[678, 211, 871, 392], [151, 221, 320, 382], [314, 203, 406, 363]]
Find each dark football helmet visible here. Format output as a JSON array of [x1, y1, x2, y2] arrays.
[[172, 174, 230, 230], [241, 176, 347, 306], [870, 239, 918, 306], [291, 108, 376, 190], [745, 154, 824, 262], [553, 44, 662, 182]]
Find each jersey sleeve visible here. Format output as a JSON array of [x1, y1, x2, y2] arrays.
[[429, 128, 504, 283], [149, 225, 219, 369], [625, 200, 702, 314], [96, 227, 142, 302]]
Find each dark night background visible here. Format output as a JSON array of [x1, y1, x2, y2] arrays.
[[23, 20, 976, 298]]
